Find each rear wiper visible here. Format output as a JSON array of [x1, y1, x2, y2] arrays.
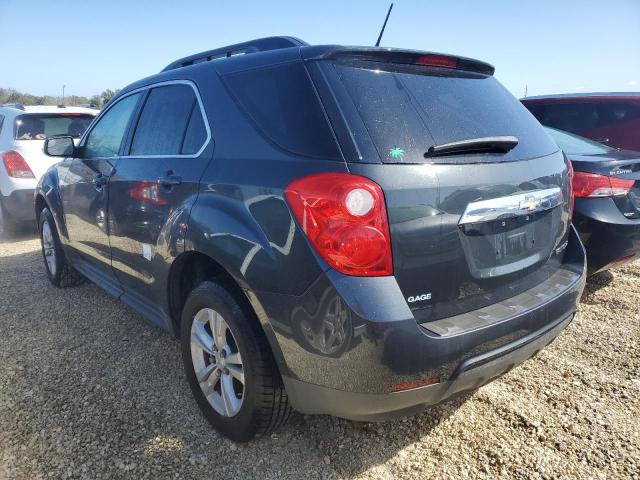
[[424, 136, 519, 158]]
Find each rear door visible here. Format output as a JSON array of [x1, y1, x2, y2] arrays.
[[315, 56, 571, 324], [108, 81, 212, 317]]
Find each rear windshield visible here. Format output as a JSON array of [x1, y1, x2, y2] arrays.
[[329, 61, 557, 163], [15, 114, 94, 140], [545, 127, 616, 155]]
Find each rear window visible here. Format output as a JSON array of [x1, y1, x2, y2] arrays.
[[545, 127, 615, 155], [329, 61, 557, 163], [222, 63, 341, 160], [15, 114, 94, 140]]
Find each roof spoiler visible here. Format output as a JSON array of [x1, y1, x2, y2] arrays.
[[315, 48, 495, 76], [162, 36, 308, 72]]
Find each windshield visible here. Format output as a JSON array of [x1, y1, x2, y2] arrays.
[[329, 61, 558, 163], [15, 114, 94, 140], [544, 126, 616, 155]]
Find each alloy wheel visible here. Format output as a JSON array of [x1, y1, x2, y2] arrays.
[[190, 308, 245, 417], [41, 219, 57, 276]]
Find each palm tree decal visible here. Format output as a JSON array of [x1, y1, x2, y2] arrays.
[[389, 147, 405, 161]]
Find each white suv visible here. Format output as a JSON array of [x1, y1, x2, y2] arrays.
[[0, 103, 97, 236]]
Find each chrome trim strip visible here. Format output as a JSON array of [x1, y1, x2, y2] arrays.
[[79, 79, 212, 159], [459, 187, 563, 225]]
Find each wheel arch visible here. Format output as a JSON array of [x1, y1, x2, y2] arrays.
[[35, 168, 68, 240], [167, 250, 290, 376]]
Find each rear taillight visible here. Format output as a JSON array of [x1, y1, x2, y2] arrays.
[[285, 173, 393, 276], [128, 181, 167, 205], [1, 150, 34, 178], [572, 171, 635, 198]]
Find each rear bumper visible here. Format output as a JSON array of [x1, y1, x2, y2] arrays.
[[257, 226, 586, 419], [573, 198, 640, 273], [283, 313, 573, 421], [1, 188, 35, 223]]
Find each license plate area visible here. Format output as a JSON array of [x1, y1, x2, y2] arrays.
[[458, 210, 555, 278]]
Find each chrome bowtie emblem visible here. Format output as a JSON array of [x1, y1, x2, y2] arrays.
[[519, 197, 541, 212]]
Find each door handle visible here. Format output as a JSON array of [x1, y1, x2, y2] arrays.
[[92, 175, 108, 189], [158, 174, 182, 188]]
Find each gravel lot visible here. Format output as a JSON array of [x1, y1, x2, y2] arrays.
[[0, 232, 638, 479]]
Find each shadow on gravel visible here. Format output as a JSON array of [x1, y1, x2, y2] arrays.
[[0, 224, 37, 245], [0, 242, 468, 479], [581, 270, 614, 304]]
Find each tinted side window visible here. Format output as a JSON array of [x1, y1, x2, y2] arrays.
[[85, 93, 141, 158], [223, 63, 340, 160], [595, 103, 640, 129], [181, 103, 207, 154], [131, 84, 205, 156], [529, 103, 599, 134]]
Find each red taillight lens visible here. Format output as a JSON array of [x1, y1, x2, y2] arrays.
[[285, 173, 393, 276], [1, 150, 34, 178], [572, 171, 635, 198], [128, 181, 168, 205], [415, 54, 458, 69]]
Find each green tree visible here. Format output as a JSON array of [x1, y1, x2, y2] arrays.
[[100, 89, 120, 105]]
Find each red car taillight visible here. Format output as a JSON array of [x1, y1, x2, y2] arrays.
[[572, 171, 635, 198], [128, 181, 168, 205], [1, 150, 34, 178], [285, 173, 393, 276]]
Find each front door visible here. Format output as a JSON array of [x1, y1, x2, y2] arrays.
[[108, 82, 212, 318], [61, 92, 142, 293]]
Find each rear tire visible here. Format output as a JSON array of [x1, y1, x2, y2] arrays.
[[181, 281, 291, 442], [39, 207, 85, 288], [0, 196, 17, 240]]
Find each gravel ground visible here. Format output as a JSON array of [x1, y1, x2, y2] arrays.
[[0, 232, 638, 479]]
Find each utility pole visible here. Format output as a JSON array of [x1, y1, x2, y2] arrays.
[[523, 84, 528, 98], [62, 85, 66, 105]]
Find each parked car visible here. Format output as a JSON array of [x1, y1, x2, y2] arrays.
[[522, 93, 640, 152], [544, 126, 640, 274], [0, 104, 97, 236], [36, 37, 586, 441]]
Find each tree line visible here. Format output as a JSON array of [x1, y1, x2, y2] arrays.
[[0, 88, 121, 108]]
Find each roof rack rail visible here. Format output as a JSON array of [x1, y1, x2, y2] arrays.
[[162, 36, 307, 72], [1, 102, 25, 110]]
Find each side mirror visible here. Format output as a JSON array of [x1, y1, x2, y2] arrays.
[[44, 135, 75, 157]]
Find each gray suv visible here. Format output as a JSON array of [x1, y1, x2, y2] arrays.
[[36, 37, 586, 441]]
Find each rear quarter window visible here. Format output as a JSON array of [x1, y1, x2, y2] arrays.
[[222, 62, 341, 160], [328, 61, 557, 163]]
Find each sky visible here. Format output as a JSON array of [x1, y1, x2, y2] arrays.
[[1, 0, 639, 99]]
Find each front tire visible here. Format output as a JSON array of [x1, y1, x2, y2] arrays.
[[39, 207, 85, 287], [181, 281, 291, 442]]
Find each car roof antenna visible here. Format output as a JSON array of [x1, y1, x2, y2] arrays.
[[375, 3, 394, 47]]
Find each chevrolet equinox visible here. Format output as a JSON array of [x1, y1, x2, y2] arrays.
[[36, 37, 586, 441]]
